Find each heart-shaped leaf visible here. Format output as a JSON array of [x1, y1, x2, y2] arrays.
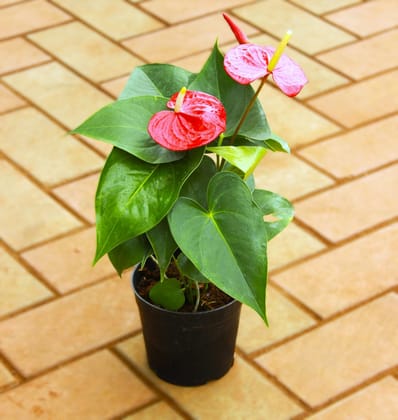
[[207, 146, 267, 178], [94, 147, 203, 263], [146, 218, 177, 281], [253, 189, 294, 240], [264, 133, 290, 153], [177, 253, 210, 283], [72, 96, 184, 164], [119, 64, 196, 100], [169, 172, 268, 322], [149, 278, 185, 311], [108, 235, 152, 276], [180, 155, 217, 207]]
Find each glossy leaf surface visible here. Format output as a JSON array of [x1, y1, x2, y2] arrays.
[[146, 218, 177, 281], [169, 172, 268, 321], [119, 64, 195, 100], [149, 278, 185, 311], [108, 235, 152, 276], [73, 96, 184, 164], [180, 155, 217, 207], [94, 147, 203, 263], [253, 189, 294, 240], [207, 146, 266, 177], [177, 253, 209, 283]]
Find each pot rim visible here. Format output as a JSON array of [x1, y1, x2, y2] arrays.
[[131, 265, 240, 316]]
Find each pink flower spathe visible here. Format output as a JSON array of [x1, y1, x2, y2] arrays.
[[224, 44, 308, 97]]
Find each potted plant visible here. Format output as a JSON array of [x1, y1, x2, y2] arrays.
[[73, 13, 307, 386]]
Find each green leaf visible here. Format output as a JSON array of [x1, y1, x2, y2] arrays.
[[169, 172, 268, 322], [180, 155, 217, 207], [189, 43, 271, 141], [119, 64, 196, 100], [149, 278, 185, 311], [177, 253, 210, 283], [207, 146, 267, 179], [94, 147, 204, 263], [108, 235, 152, 276], [264, 133, 290, 153], [146, 218, 177, 281], [253, 189, 294, 240], [73, 96, 184, 164]]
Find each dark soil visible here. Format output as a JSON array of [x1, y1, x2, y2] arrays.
[[135, 261, 233, 312]]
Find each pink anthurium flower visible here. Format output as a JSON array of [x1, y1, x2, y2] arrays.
[[148, 88, 226, 151], [223, 14, 308, 97]]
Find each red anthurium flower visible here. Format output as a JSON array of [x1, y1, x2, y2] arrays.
[[222, 14, 307, 97], [148, 88, 226, 151]]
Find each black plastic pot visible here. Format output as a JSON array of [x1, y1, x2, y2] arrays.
[[132, 266, 242, 386]]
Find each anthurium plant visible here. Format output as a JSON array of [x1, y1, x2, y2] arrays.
[[73, 14, 307, 323]]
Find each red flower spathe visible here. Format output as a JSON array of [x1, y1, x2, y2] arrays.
[[148, 90, 226, 151]]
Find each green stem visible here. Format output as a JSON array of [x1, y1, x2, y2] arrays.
[[193, 280, 200, 312], [229, 76, 269, 146]]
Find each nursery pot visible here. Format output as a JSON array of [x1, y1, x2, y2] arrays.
[[132, 266, 242, 386]]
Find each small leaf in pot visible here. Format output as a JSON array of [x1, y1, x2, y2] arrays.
[[149, 278, 185, 311]]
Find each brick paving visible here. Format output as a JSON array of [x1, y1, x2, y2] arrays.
[[0, 0, 397, 418]]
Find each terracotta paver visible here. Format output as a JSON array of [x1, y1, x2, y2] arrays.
[[0, 0, 71, 39], [53, 173, 99, 224], [101, 74, 129, 98], [22, 227, 116, 293], [52, 0, 164, 40], [308, 70, 398, 128], [0, 160, 82, 250], [290, 0, 361, 14], [273, 223, 398, 317], [0, 277, 140, 377], [0, 38, 50, 75], [1, 0, 398, 417], [294, 164, 398, 243], [267, 222, 326, 271], [307, 376, 398, 420], [29, 22, 142, 82], [0, 83, 25, 113], [326, 0, 398, 36], [117, 335, 303, 419], [317, 29, 398, 80], [124, 402, 184, 420], [4, 62, 112, 129], [0, 107, 104, 186], [123, 14, 258, 62], [0, 249, 53, 318], [259, 86, 341, 147], [0, 351, 156, 419], [254, 152, 334, 201], [141, 0, 256, 23], [298, 115, 398, 179], [237, 285, 316, 353], [0, 363, 15, 389], [257, 294, 398, 407], [233, 0, 356, 54]]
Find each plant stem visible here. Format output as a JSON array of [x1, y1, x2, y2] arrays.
[[229, 75, 269, 145], [193, 280, 200, 312]]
